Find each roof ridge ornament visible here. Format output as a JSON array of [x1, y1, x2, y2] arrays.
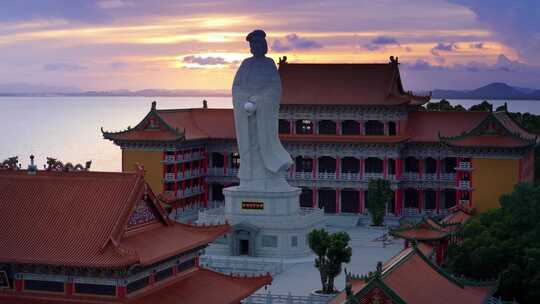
[[27, 155, 38, 175], [389, 56, 399, 65], [151, 101, 157, 111]]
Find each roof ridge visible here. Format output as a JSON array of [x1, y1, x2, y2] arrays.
[[101, 173, 146, 253]]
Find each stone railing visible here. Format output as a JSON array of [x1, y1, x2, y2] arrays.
[[242, 291, 332, 304], [200, 256, 284, 276], [177, 186, 204, 199]]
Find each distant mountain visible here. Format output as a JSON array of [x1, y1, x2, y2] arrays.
[[432, 82, 540, 100], [0, 87, 230, 97], [0, 82, 81, 95]]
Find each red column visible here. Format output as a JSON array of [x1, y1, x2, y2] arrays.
[[396, 120, 401, 134], [15, 279, 22, 292], [360, 158, 364, 178], [223, 151, 228, 175], [335, 188, 340, 214], [289, 119, 294, 134], [359, 190, 364, 214], [436, 158, 441, 179], [117, 285, 127, 299], [336, 120, 341, 135], [436, 189, 441, 213], [395, 189, 403, 216], [65, 281, 74, 296], [149, 272, 156, 286], [162, 151, 167, 192], [336, 157, 340, 179], [312, 187, 317, 208], [312, 157, 317, 179], [418, 159, 423, 179], [396, 159, 402, 180], [383, 157, 388, 179], [418, 189, 424, 212]]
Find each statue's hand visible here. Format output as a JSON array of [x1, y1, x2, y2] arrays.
[[244, 95, 258, 115], [244, 101, 257, 115]]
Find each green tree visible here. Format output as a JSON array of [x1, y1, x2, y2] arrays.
[[469, 100, 493, 111], [367, 179, 392, 226], [445, 183, 540, 303], [308, 229, 352, 294]]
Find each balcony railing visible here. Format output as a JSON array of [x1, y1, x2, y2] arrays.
[[318, 172, 336, 180], [458, 180, 471, 189], [364, 172, 384, 180], [402, 172, 419, 180], [456, 161, 473, 170], [163, 152, 205, 164], [341, 172, 361, 181], [294, 171, 313, 179], [440, 173, 456, 181]]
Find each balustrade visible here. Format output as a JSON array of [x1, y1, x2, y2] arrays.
[[457, 161, 472, 170], [459, 180, 471, 189]]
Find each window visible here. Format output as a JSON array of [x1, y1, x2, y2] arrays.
[[388, 121, 397, 136], [296, 120, 313, 134], [178, 258, 196, 273], [262, 235, 278, 247], [155, 268, 173, 282], [279, 119, 291, 134], [291, 236, 298, 247], [318, 156, 336, 173], [405, 157, 419, 173], [75, 283, 116, 296], [211, 153, 224, 168], [231, 152, 240, 169], [341, 120, 360, 135], [295, 156, 313, 172], [365, 158, 383, 173], [364, 120, 384, 135], [318, 120, 336, 135], [24, 280, 64, 293], [127, 277, 149, 294]]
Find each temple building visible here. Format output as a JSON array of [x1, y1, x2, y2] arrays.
[[329, 243, 496, 304], [0, 165, 270, 303], [103, 57, 537, 217], [390, 205, 472, 266]]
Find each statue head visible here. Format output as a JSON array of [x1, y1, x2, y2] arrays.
[[246, 29, 267, 58]]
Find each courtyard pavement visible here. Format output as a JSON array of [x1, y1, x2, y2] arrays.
[[257, 225, 404, 296]]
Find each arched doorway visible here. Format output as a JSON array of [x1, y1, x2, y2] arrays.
[[230, 222, 259, 256], [341, 189, 360, 213], [318, 188, 336, 213]]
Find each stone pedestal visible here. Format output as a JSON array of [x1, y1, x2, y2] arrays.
[[223, 186, 324, 258]]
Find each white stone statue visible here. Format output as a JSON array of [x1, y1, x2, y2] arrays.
[[232, 29, 293, 191]]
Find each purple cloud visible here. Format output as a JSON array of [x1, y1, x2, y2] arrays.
[[470, 42, 484, 49], [183, 55, 227, 66], [372, 36, 399, 45], [363, 36, 399, 51], [0, 1, 110, 23], [43, 63, 87, 71], [271, 34, 322, 52], [431, 43, 457, 56], [447, 0, 540, 65]]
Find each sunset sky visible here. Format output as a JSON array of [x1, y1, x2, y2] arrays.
[[0, 0, 539, 92]]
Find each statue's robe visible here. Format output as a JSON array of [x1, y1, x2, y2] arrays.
[[232, 56, 292, 187]]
